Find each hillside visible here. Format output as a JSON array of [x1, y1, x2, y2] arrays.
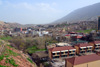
[[0, 21, 36, 28], [53, 2, 100, 24], [0, 39, 36, 67]]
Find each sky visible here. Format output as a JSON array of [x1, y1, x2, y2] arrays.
[[0, 0, 100, 24]]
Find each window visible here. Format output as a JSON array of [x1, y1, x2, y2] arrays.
[[87, 50, 91, 52], [57, 52, 60, 55], [61, 52, 64, 54], [53, 56, 59, 59], [80, 51, 85, 53], [69, 54, 75, 56], [69, 51, 71, 53], [52, 53, 55, 55], [61, 55, 67, 57], [65, 51, 68, 54]]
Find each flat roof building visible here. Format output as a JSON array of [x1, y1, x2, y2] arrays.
[[74, 43, 93, 54], [89, 41, 100, 52], [65, 54, 100, 67], [48, 46, 76, 59]]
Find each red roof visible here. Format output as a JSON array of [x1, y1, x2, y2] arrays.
[[66, 54, 100, 65], [49, 46, 75, 52], [69, 32, 76, 34], [94, 41, 100, 44], [75, 43, 92, 47], [74, 36, 82, 39], [65, 34, 70, 36]]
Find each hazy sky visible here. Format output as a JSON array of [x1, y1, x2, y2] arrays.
[[0, 0, 100, 24]]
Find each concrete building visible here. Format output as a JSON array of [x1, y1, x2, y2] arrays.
[[65, 54, 100, 67], [89, 41, 100, 52], [74, 43, 93, 54], [56, 43, 71, 47], [98, 16, 100, 31], [48, 46, 76, 59]]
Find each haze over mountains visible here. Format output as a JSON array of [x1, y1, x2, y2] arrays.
[[53, 2, 100, 24], [0, 2, 100, 26]]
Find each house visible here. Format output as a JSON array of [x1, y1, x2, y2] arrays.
[[48, 46, 76, 59], [89, 41, 100, 52], [65, 54, 100, 67], [74, 43, 93, 54]]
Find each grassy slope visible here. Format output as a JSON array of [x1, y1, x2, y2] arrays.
[[76, 29, 95, 33], [0, 37, 35, 67]]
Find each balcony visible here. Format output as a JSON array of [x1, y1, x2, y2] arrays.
[[69, 54, 75, 56], [61, 55, 68, 57], [61, 52, 68, 55], [52, 52, 60, 56], [80, 50, 86, 53], [53, 56, 60, 59]]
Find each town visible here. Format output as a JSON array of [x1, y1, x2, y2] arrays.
[[0, 17, 100, 67], [0, 0, 100, 67]]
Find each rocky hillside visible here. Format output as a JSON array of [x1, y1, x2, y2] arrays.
[[0, 39, 36, 67], [0, 21, 36, 28], [53, 2, 100, 24]]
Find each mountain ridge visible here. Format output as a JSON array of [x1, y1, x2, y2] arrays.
[[53, 2, 100, 24]]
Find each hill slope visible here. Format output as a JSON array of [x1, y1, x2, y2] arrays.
[[54, 2, 100, 23], [0, 39, 36, 67]]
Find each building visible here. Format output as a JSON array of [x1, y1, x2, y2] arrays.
[[74, 43, 93, 54], [48, 46, 76, 59], [71, 35, 83, 41], [56, 43, 71, 47], [65, 54, 100, 67], [98, 16, 100, 31], [89, 41, 100, 52]]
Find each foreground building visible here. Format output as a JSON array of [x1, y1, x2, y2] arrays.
[[74, 43, 93, 54], [48, 46, 76, 59], [65, 54, 100, 67], [89, 41, 100, 52]]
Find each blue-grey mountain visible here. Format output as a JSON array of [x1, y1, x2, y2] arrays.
[[54, 3, 100, 23]]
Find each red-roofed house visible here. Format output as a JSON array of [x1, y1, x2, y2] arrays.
[[65, 54, 100, 67], [89, 41, 100, 52], [74, 43, 93, 54], [48, 46, 76, 59]]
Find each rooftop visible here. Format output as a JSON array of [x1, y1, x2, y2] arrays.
[[49, 46, 75, 52], [94, 41, 100, 44], [72, 40, 88, 44], [56, 43, 71, 46], [75, 43, 92, 47], [66, 54, 100, 65]]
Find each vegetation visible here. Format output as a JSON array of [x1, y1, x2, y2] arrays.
[[6, 58, 18, 67], [77, 29, 95, 33], [2, 48, 18, 57], [0, 36, 12, 41], [0, 55, 5, 61], [27, 46, 46, 54], [27, 58, 33, 63], [0, 65, 6, 67], [9, 36, 55, 54]]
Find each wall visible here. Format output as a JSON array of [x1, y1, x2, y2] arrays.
[[48, 50, 52, 59], [66, 61, 73, 67], [74, 60, 100, 67], [75, 46, 79, 54]]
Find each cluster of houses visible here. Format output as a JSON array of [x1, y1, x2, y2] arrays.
[[48, 40, 100, 67], [8, 27, 49, 36]]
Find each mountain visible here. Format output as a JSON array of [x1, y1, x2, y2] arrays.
[[53, 2, 100, 24], [0, 21, 36, 28]]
